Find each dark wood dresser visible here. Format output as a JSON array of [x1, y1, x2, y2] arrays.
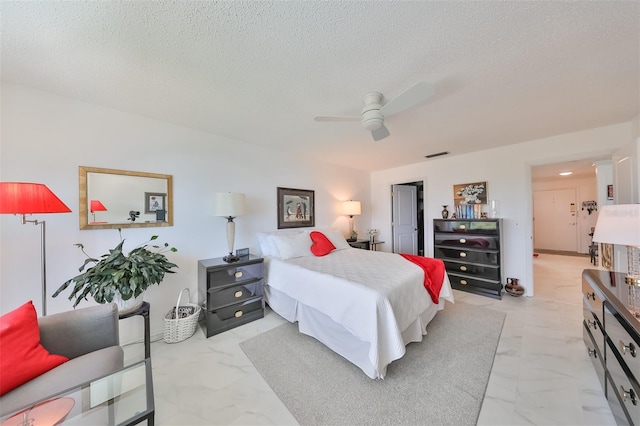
[[433, 219, 504, 299], [583, 269, 639, 425], [198, 255, 264, 338]]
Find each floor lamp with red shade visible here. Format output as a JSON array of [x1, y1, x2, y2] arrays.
[[0, 182, 71, 315]]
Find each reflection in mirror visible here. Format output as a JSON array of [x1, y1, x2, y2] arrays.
[[79, 166, 173, 230]]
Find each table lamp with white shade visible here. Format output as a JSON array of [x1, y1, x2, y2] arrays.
[[343, 200, 361, 242], [214, 192, 246, 263], [592, 204, 640, 317]]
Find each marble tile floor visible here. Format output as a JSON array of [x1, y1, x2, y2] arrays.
[[123, 254, 615, 425]]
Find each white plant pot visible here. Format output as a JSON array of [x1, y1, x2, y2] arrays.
[[112, 292, 144, 314]]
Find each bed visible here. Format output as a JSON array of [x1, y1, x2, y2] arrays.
[[257, 229, 454, 379]]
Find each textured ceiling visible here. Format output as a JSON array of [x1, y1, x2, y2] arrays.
[[2, 1, 638, 172]]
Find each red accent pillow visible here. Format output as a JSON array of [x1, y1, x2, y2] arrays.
[[310, 231, 336, 256], [0, 301, 68, 396]]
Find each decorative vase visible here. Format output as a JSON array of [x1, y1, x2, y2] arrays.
[[441, 205, 449, 219], [112, 292, 144, 314], [505, 278, 525, 297]]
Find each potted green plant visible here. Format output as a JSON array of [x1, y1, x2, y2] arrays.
[[53, 229, 178, 313]]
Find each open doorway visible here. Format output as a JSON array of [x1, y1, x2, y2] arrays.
[[531, 159, 601, 297], [531, 160, 599, 256], [391, 181, 424, 255]]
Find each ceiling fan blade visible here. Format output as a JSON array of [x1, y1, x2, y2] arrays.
[[371, 124, 390, 141], [314, 115, 360, 122], [380, 81, 435, 118]]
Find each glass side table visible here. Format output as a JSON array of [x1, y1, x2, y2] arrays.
[[0, 359, 154, 426]]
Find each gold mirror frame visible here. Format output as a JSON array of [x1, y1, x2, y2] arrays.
[[79, 166, 173, 230]]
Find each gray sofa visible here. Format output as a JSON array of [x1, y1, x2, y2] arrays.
[[0, 303, 124, 417]]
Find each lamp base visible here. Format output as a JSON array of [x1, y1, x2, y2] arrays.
[[223, 253, 240, 263]]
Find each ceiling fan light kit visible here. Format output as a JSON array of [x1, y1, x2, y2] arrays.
[[314, 81, 435, 142]]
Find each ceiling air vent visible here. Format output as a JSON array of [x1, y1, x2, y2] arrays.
[[425, 151, 449, 159]]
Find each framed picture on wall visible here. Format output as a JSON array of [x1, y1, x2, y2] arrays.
[[453, 181, 487, 205], [607, 184, 614, 200], [277, 187, 315, 229], [145, 192, 166, 213]]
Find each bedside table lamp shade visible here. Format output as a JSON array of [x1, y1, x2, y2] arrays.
[[0, 182, 72, 316], [214, 192, 245, 263], [592, 204, 640, 316], [89, 199, 107, 223], [343, 200, 361, 242]]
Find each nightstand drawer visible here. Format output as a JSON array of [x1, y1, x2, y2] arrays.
[[442, 260, 500, 280], [207, 262, 263, 288], [434, 246, 499, 265], [207, 281, 264, 310], [205, 299, 265, 335]]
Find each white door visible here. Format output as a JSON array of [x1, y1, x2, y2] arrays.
[[392, 184, 418, 254], [533, 188, 578, 252]]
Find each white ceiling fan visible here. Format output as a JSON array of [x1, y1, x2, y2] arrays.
[[314, 81, 435, 141]]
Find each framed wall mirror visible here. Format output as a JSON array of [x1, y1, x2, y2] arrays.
[[79, 166, 173, 230]]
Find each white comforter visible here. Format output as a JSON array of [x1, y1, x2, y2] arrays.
[[265, 248, 454, 377]]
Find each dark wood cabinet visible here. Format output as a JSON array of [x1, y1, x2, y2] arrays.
[[198, 255, 264, 338], [583, 269, 640, 425], [433, 219, 503, 299]]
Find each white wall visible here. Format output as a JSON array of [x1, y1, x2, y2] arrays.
[[370, 121, 636, 297], [0, 83, 370, 342]]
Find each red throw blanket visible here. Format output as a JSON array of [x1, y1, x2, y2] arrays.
[[399, 254, 445, 304]]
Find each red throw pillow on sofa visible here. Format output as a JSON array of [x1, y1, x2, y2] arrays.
[[310, 231, 336, 256], [0, 301, 68, 396]]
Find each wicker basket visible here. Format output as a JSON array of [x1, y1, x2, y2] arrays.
[[163, 288, 201, 344]]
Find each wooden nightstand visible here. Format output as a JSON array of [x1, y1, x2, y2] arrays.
[[348, 239, 370, 250], [197, 255, 264, 338]]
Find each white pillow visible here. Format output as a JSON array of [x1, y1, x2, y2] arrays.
[[256, 233, 278, 257], [314, 228, 351, 250], [256, 230, 304, 257], [271, 231, 312, 259]]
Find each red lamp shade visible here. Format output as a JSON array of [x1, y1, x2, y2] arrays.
[[90, 200, 107, 213], [0, 182, 71, 214]]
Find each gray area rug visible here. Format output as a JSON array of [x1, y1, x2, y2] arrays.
[[240, 301, 505, 426]]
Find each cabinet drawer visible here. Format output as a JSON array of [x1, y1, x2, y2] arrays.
[[583, 323, 606, 390], [606, 340, 639, 425], [583, 303, 605, 350], [433, 220, 499, 235], [582, 279, 604, 327], [434, 247, 499, 265], [443, 260, 500, 280], [208, 262, 263, 288], [208, 281, 264, 310], [605, 305, 640, 383], [448, 272, 501, 292], [205, 298, 264, 337], [606, 372, 635, 426], [434, 233, 499, 250]]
